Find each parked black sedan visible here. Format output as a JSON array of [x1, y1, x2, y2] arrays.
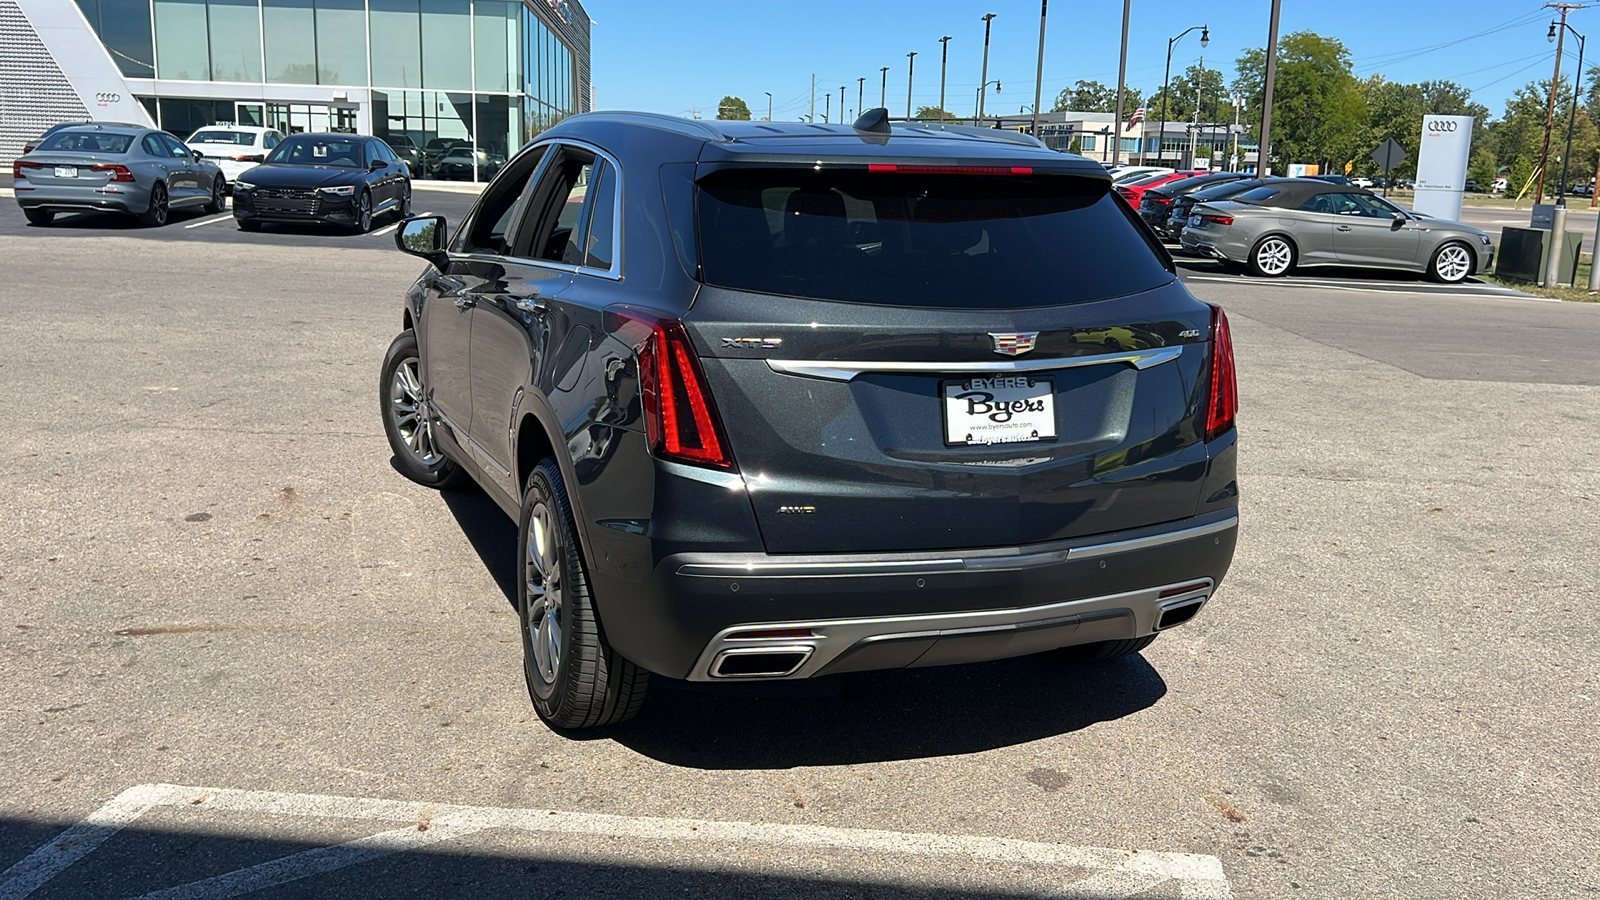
[[1137, 172, 1251, 240], [232, 133, 410, 233]]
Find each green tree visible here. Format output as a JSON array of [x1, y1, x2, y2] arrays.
[[1151, 63, 1230, 123], [1359, 76, 1425, 178], [1507, 154, 1536, 199], [1234, 31, 1367, 173], [716, 96, 751, 120], [1468, 149, 1498, 191], [1068, 135, 1083, 154], [1052, 80, 1141, 115], [914, 105, 957, 122]]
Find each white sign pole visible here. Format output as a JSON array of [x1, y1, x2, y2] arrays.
[[1413, 115, 1475, 221]]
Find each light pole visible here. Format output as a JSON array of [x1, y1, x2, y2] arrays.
[[978, 13, 997, 121], [975, 81, 1000, 124], [1550, 19, 1586, 206], [1031, 0, 1048, 137], [880, 66, 890, 109], [1161, 24, 1208, 162], [764, 91, 772, 122], [1540, 4, 1584, 203], [1186, 53, 1205, 169], [823, 92, 830, 124], [841, 86, 847, 125], [1112, 0, 1129, 165], [939, 35, 952, 121], [858, 77, 865, 115], [906, 51, 917, 120], [1259, 0, 1281, 176]]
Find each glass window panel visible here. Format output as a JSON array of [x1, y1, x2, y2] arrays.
[[472, 0, 516, 93], [207, 0, 261, 82], [85, 0, 156, 78], [370, 0, 421, 88], [316, 0, 367, 85], [153, 0, 210, 81], [263, 0, 316, 84], [420, 0, 470, 90], [582, 160, 616, 270]]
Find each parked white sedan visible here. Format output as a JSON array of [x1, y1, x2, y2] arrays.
[[184, 126, 287, 193]]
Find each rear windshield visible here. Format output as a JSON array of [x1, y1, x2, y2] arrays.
[[697, 169, 1171, 308], [189, 130, 256, 145], [1233, 186, 1281, 203], [38, 132, 133, 154], [266, 136, 365, 166]]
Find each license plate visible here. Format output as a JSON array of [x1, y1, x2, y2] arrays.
[[942, 376, 1056, 446], [1189, 214, 1202, 226], [55, 166, 78, 178]]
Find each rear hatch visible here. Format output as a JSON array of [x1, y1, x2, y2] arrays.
[[684, 163, 1217, 554], [16, 152, 130, 189]]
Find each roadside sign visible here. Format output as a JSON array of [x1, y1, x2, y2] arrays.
[[1372, 137, 1407, 172]]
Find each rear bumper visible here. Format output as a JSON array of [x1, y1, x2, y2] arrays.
[[602, 509, 1238, 681], [14, 182, 145, 214], [1180, 234, 1237, 262]]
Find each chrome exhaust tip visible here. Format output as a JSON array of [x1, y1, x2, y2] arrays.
[[709, 646, 813, 679], [1155, 596, 1206, 630]]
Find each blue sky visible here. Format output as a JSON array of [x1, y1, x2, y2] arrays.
[[587, 1, 1582, 122]]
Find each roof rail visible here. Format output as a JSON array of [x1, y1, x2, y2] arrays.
[[559, 110, 733, 142]]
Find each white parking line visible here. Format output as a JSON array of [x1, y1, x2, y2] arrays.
[[182, 214, 235, 229], [0, 784, 1232, 899], [372, 211, 430, 239]]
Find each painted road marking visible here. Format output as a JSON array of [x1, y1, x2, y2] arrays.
[[1181, 273, 1548, 300], [183, 214, 235, 229], [372, 211, 430, 239], [0, 784, 1233, 899]]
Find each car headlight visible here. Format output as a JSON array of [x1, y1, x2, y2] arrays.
[[1479, 234, 1492, 245], [234, 180, 255, 191], [318, 185, 356, 196]]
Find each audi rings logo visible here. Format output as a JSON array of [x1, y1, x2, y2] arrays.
[[94, 92, 121, 104], [1427, 120, 1459, 133]]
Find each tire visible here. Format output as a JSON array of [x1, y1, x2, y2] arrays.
[[351, 189, 373, 233], [1427, 241, 1474, 284], [23, 208, 53, 226], [520, 458, 648, 730], [379, 330, 472, 490], [1247, 234, 1295, 277], [138, 182, 169, 227], [237, 218, 260, 232], [397, 182, 412, 219], [1060, 635, 1158, 663], [203, 176, 225, 214]]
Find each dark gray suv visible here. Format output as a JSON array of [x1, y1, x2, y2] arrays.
[[381, 110, 1240, 731]]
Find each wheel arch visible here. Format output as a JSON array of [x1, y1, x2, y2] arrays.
[[513, 402, 610, 627]]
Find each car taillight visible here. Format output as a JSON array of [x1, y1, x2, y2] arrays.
[[867, 164, 1032, 175], [611, 310, 735, 469], [1151, 196, 1173, 206], [1205, 305, 1237, 441], [89, 164, 135, 183], [1202, 214, 1234, 226], [13, 160, 40, 179], [21, 145, 35, 154], [232, 154, 265, 162]]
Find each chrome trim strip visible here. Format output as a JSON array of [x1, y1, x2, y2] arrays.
[[764, 346, 1183, 382], [675, 514, 1237, 578]]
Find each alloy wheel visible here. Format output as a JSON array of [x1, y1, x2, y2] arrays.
[[1256, 238, 1292, 275], [1435, 244, 1472, 282], [524, 499, 565, 687], [150, 186, 168, 225], [357, 192, 372, 231], [387, 356, 442, 466]]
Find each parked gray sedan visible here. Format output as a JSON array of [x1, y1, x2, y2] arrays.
[[1180, 180, 1494, 283], [12, 124, 225, 227]]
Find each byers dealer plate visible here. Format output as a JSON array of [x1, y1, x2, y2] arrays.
[[942, 376, 1057, 446]]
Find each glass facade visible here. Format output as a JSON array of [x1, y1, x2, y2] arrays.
[[72, 0, 583, 181]]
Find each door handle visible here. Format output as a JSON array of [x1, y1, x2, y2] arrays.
[[454, 297, 476, 310], [1337, 225, 1352, 232], [507, 286, 543, 314]]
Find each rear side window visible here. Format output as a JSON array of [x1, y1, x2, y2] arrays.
[[1233, 186, 1280, 203], [696, 169, 1171, 308]]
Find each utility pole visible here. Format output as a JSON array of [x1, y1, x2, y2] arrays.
[[880, 67, 889, 109], [840, 86, 847, 124], [1187, 54, 1204, 168], [978, 13, 997, 121], [1031, 0, 1048, 137], [939, 35, 952, 121], [858, 77, 865, 115], [1230, 92, 1242, 172], [906, 51, 917, 120], [810, 73, 816, 123], [823, 91, 830, 124], [764, 91, 772, 122], [1113, 0, 1130, 165], [1539, 3, 1584, 203], [1259, 0, 1281, 175]]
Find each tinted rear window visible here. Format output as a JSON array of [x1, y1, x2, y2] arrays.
[[1233, 186, 1281, 203], [697, 169, 1171, 308], [189, 130, 256, 145], [38, 132, 133, 154], [266, 136, 365, 166]]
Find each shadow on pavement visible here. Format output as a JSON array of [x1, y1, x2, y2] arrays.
[[439, 484, 518, 608]]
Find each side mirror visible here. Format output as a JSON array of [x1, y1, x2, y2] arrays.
[[396, 215, 448, 270], [369, 158, 386, 170], [1392, 211, 1408, 225], [190, 149, 204, 158]]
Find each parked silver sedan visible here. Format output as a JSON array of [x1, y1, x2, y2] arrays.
[[12, 124, 225, 227], [1179, 180, 1494, 283]]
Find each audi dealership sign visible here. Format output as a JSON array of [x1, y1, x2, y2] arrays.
[[1414, 115, 1475, 221]]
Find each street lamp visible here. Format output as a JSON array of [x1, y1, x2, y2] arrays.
[[939, 35, 952, 121], [880, 66, 890, 109], [978, 13, 997, 121], [906, 51, 917, 120], [975, 81, 1001, 124], [1161, 24, 1208, 159], [764, 91, 772, 122], [841, 86, 847, 125], [1550, 19, 1586, 206], [857, 77, 865, 117]]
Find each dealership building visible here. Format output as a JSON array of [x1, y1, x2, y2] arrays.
[[0, 0, 590, 178]]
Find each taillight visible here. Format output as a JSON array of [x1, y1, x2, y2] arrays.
[[21, 145, 35, 154], [612, 310, 735, 469], [232, 154, 265, 162], [1151, 196, 1173, 206], [13, 160, 40, 179], [1202, 214, 1234, 226], [90, 164, 135, 183], [1205, 305, 1237, 440]]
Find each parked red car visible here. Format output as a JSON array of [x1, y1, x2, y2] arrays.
[[1115, 170, 1207, 207]]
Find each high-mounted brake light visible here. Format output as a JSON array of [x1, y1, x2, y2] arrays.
[[867, 164, 1033, 175], [611, 310, 735, 470], [89, 163, 135, 183], [1205, 305, 1238, 441], [13, 160, 40, 179]]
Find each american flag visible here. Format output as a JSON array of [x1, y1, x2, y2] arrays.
[[1124, 107, 1146, 130]]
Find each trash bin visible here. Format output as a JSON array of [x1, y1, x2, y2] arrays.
[[1496, 226, 1582, 285]]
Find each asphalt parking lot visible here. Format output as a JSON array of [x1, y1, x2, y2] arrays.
[[2, 191, 1597, 899]]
